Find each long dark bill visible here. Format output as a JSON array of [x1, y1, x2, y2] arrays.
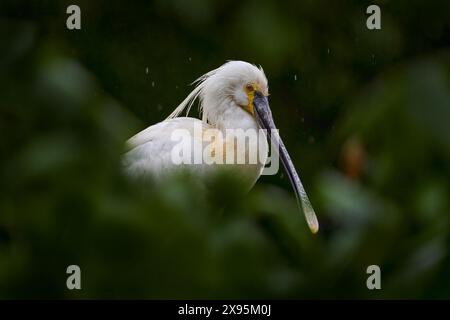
[[253, 91, 319, 234]]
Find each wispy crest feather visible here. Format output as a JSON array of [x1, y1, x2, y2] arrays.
[[165, 67, 218, 123]]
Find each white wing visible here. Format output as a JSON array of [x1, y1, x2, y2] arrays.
[[123, 117, 210, 179]]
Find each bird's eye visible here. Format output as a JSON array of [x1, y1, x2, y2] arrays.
[[245, 83, 254, 92]]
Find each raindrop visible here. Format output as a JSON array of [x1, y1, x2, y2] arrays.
[[145, 67, 149, 74], [327, 48, 330, 54], [151, 81, 155, 87], [188, 57, 192, 62], [294, 74, 297, 81]]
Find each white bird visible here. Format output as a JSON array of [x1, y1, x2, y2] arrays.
[[123, 61, 319, 233]]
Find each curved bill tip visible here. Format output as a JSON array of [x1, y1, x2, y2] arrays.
[[301, 196, 319, 234], [306, 208, 319, 234]]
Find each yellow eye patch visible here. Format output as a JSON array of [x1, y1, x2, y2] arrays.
[[243, 82, 261, 115]]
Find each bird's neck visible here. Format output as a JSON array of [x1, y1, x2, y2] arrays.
[[211, 101, 259, 133], [207, 99, 268, 188]]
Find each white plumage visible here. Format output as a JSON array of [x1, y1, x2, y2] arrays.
[[123, 61, 319, 233]]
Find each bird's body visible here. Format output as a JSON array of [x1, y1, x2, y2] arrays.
[[123, 61, 319, 233], [123, 115, 267, 189]]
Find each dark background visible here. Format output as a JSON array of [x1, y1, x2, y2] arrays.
[[0, 0, 449, 298]]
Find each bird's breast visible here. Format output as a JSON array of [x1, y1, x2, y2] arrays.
[[201, 127, 268, 188]]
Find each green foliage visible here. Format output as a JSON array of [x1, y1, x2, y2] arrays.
[[0, 0, 449, 298]]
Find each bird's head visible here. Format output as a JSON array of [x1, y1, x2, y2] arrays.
[[200, 61, 269, 120], [167, 61, 268, 124]]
